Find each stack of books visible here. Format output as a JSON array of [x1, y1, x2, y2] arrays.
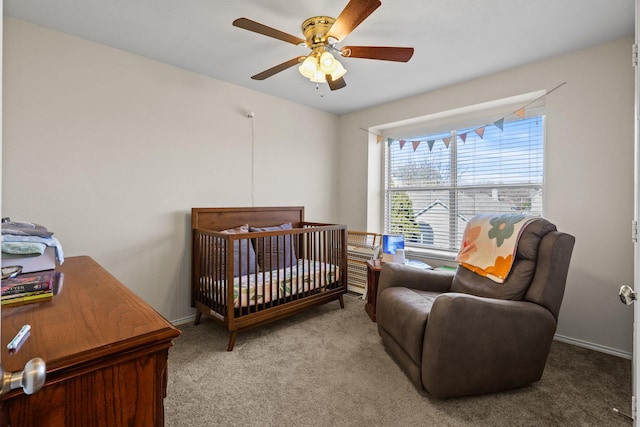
[[1, 271, 61, 306]]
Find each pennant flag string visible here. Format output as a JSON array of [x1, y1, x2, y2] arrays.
[[362, 81, 566, 149], [519, 81, 566, 110]]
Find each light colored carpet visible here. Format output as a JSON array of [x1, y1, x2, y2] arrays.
[[165, 295, 631, 426]]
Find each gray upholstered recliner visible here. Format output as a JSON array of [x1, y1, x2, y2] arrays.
[[376, 218, 575, 398]]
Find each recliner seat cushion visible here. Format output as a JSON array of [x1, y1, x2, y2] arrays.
[[450, 218, 557, 300], [377, 287, 441, 366]]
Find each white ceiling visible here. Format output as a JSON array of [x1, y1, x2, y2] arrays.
[[4, 0, 635, 115]]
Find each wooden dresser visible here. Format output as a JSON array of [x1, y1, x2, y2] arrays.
[[0, 256, 181, 426]]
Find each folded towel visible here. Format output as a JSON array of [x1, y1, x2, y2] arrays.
[[456, 213, 536, 283], [2, 221, 53, 238], [2, 242, 47, 256]]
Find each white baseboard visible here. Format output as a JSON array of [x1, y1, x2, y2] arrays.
[[171, 315, 196, 326], [554, 334, 632, 360]]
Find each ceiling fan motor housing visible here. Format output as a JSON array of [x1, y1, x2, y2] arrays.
[[301, 16, 336, 49]]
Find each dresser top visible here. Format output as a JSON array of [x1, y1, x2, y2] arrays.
[[1, 256, 180, 373]]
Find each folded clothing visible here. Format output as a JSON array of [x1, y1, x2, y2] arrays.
[[2, 235, 64, 264], [2, 242, 47, 256], [2, 221, 53, 238]]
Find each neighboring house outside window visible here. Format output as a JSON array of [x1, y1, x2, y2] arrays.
[[384, 114, 544, 255]]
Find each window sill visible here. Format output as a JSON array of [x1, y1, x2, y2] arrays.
[[404, 246, 459, 267]]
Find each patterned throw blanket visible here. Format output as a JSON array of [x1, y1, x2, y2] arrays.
[[456, 213, 535, 283]]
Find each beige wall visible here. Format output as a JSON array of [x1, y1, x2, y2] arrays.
[[337, 38, 635, 356], [2, 17, 340, 323]]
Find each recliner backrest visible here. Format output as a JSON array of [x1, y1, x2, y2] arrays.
[[450, 218, 558, 301], [524, 230, 575, 319]]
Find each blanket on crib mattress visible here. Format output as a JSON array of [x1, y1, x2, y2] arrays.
[[201, 259, 340, 308]]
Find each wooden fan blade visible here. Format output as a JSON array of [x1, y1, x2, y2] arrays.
[[327, 75, 347, 91], [328, 0, 381, 42], [340, 46, 414, 62], [251, 57, 304, 80], [233, 18, 305, 46]]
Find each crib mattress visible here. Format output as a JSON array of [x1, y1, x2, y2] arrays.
[[201, 259, 340, 308]]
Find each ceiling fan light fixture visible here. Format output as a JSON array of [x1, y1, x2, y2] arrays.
[[319, 51, 338, 74], [310, 69, 327, 83], [298, 56, 318, 79], [330, 61, 347, 80], [298, 51, 346, 85]]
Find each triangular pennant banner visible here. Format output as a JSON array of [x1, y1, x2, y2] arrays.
[[361, 83, 566, 151]]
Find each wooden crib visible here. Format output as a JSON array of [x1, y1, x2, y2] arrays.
[[191, 206, 347, 350]]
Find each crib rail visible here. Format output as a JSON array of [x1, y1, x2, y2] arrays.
[[192, 222, 347, 328]]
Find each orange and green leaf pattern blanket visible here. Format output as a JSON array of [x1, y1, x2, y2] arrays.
[[456, 213, 536, 283]]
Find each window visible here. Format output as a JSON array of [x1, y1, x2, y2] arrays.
[[384, 114, 544, 254]]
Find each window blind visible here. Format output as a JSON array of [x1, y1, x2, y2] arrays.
[[384, 115, 544, 253]]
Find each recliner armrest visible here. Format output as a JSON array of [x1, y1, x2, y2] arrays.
[[422, 293, 557, 398], [377, 263, 454, 298]]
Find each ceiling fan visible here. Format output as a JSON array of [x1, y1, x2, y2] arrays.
[[232, 0, 414, 91]]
